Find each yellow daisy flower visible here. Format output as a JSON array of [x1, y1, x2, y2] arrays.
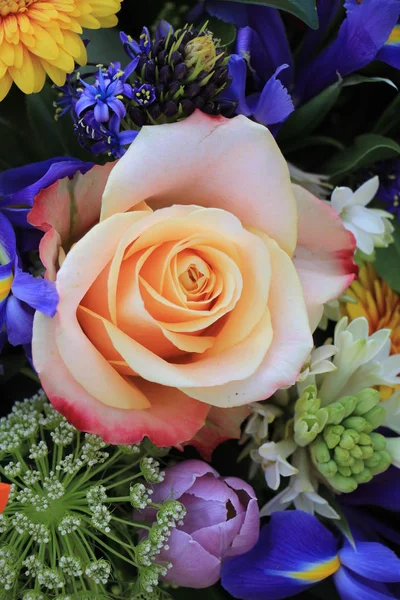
[[0, 0, 122, 101], [342, 262, 400, 399]]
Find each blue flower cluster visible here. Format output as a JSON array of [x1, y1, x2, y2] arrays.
[[56, 21, 234, 158]]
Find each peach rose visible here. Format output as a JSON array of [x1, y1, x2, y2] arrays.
[[31, 111, 357, 446]]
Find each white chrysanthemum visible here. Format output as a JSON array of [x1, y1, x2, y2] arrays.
[[330, 176, 394, 255]]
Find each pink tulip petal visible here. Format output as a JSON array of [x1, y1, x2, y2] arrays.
[[101, 111, 297, 256], [180, 237, 313, 405], [192, 515, 243, 559], [148, 460, 219, 504], [293, 185, 358, 329], [179, 494, 227, 535], [161, 529, 221, 588], [223, 479, 260, 557], [33, 313, 209, 446]]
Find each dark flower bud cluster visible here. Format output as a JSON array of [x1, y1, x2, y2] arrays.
[[54, 22, 235, 160]]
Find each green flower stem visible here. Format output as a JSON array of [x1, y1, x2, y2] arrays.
[[83, 528, 138, 568], [104, 470, 142, 490], [111, 515, 150, 531]]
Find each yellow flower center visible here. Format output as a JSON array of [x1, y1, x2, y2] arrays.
[[0, 0, 37, 17], [388, 25, 400, 45], [289, 555, 341, 582], [0, 274, 13, 302], [342, 262, 400, 398]]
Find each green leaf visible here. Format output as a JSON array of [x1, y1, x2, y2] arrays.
[[323, 134, 400, 183], [278, 82, 341, 146], [373, 94, 400, 136], [279, 76, 397, 151], [220, 0, 318, 29], [26, 83, 92, 161], [84, 27, 129, 68], [375, 220, 400, 294], [341, 75, 398, 90], [207, 16, 237, 47]]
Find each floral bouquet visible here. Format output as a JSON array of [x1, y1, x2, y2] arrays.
[[1, 0, 400, 599]]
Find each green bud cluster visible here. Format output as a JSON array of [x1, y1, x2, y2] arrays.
[[0, 392, 177, 600], [293, 385, 328, 447], [309, 389, 391, 493]]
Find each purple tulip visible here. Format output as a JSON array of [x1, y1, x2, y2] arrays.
[[139, 459, 260, 588]]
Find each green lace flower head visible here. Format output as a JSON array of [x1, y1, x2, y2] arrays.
[[0, 391, 184, 600]]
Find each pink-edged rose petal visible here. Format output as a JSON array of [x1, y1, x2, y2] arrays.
[[293, 184, 358, 329], [102, 111, 298, 256]]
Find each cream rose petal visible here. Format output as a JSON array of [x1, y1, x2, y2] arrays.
[[181, 238, 313, 407], [101, 111, 298, 256]]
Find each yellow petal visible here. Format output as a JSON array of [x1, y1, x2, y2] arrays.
[[97, 15, 118, 27], [9, 47, 45, 94], [13, 42, 23, 69], [19, 31, 36, 48], [41, 59, 67, 86], [0, 41, 14, 67], [17, 13, 34, 35], [62, 29, 85, 61], [0, 72, 13, 101], [45, 46, 74, 73], [78, 14, 101, 28], [30, 23, 60, 60]]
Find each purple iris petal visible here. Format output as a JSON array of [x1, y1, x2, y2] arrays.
[[252, 64, 294, 126], [221, 511, 339, 600], [296, 0, 400, 102], [298, 0, 342, 66], [377, 42, 400, 68], [0, 213, 16, 262], [334, 567, 397, 600], [5, 295, 34, 346], [0, 158, 93, 208], [341, 466, 400, 511], [224, 55, 253, 115], [205, 0, 249, 27], [339, 541, 400, 583], [11, 262, 58, 316]]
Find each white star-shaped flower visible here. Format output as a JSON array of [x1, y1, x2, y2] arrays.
[[330, 176, 394, 255]]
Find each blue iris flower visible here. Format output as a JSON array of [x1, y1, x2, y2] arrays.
[[296, 0, 400, 102], [75, 67, 129, 124], [377, 22, 400, 69], [0, 157, 93, 350], [221, 510, 400, 600], [202, 0, 400, 116]]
